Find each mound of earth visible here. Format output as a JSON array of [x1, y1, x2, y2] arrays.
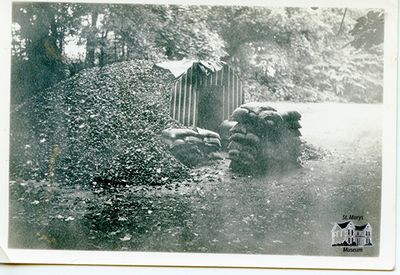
[[10, 60, 190, 186]]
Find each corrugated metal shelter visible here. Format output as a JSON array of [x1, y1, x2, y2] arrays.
[[155, 59, 244, 131]]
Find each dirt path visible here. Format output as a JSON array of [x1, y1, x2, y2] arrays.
[[9, 103, 382, 256]]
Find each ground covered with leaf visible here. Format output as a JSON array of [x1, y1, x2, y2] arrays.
[[9, 102, 381, 257]]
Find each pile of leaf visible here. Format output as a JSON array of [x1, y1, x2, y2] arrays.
[[10, 60, 190, 185], [297, 140, 329, 165]]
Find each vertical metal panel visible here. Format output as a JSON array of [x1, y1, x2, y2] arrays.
[[222, 69, 225, 121], [234, 74, 237, 109], [222, 85, 225, 121], [233, 69, 236, 112], [188, 66, 193, 126], [192, 67, 197, 127], [180, 76, 185, 123], [177, 77, 182, 122], [194, 72, 199, 128], [220, 67, 225, 120], [230, 67, 234, 116], [241, 81, 246, 104], [172, 82, 177, 119], [240, 80, 244, 104], [223, 66, 227, 119], [220, 65, 224, 86], [236, 74, 240, 108], [238, 79, 242, 105], [224, 65, 229, 119], [183, 70, 188, 125], [227, 66, 230, 117], [232, 71, 236, 111], [234, 70, 236, 111], [170, 86, 173, 119], [169, 64, 245, 127]]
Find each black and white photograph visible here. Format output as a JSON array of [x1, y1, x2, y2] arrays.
[[0, 0, 397, 270]]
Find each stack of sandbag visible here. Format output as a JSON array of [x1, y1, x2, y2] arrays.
[[281, 111, 302, 138], [227, 102, 302, 173], [279, 110, 302, 164], [197, 128, 222, 154], [218, 120, 237, 149], [161, 127, 221, 167]]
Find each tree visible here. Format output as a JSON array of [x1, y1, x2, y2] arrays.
[[11, 2, 84, 103], [155, 5, 226, 61]]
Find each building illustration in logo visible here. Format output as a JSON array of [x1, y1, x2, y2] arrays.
[[331, 221, 372, 246]]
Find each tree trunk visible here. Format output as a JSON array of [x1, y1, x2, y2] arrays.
[[114, 40, 118, 62], [59, 33, 64, 54], [126, 42, 130, 60], [99, 30, 108, 67], [121, 38, 126, 60], [86, 10, 99, 66], [337, 8, 347, 36], [49, 14, 62, 60]]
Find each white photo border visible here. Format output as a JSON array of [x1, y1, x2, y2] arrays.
[[0, 0, 397, 270]]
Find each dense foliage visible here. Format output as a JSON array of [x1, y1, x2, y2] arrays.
[[12, 4, 383, 104], [224, 8, 384, 103]]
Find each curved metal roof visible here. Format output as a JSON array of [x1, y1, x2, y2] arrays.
[[155, 59, 225, 78]]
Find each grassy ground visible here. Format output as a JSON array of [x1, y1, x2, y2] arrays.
[[9, 102, 382, 256]]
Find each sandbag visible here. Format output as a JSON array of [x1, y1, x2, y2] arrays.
[[241, 123, 262, 136], [227, 104, 303, 174], [229, 123, 247, 134], [287, 110, 302, 121], [228, 149, 240, 160], [229, 132, 260, 147], [219, 120, 237, 133], [228, 141, 258, 156], [240, 102, 277, 114], [203, 144, 220, 154], [279, 112, 289, 121], [239, 151, 256, 163], [230, 107, 250, 123], [245, 133, 261, 146], [259, 111, 283, 123], [291, 129, 302, 137], [227, 141, 240, 151], [162, 128, 200, 139], [197, 128, 220, 139], [184, 136, 204, 144], [265, 120, 276, 128], [248, 111, 259, 122], [287, 120, 302, 129], [161, 126, 224, 167], [203, 137, 221, 147], [229, 132, 246, 142], [161, 136, 174, 147]]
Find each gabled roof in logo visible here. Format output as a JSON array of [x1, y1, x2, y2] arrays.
[[331, 221, 354, 231], [337, 221, 352, 229], [355, 223, 370, 230]]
